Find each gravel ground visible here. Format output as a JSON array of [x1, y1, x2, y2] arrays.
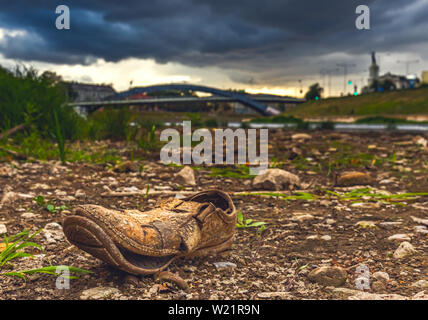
[[0, 130, 427, 300]]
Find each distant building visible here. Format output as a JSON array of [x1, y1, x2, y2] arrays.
[[65, 82, 116, 102], [366, 52, 420, 92], [422, 71, 428, 84], [378, 72, 419, 90]]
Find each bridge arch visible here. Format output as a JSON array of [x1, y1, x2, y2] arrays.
[[105, 84, 271, 115]]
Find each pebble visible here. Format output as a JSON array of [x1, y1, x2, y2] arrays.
[[252, 168, 300, 190], [387, 234, 411, 241], [174, 166, 196, 186], [291, 212, 314, 222], [348, 292, 406, 300], [379, 221, 402, 230], [213, 262, 237, 270], [21, 212, 38, 220], [307, 266, 347, 287], [42, 222, 65, 244], [336, 171, 372, 187], [393, 241, 417, 259], [0, 224, 7, 235], [355, 221, 377, 229], [373, 271, 390, 282], [411, 280, 428, 289], [411, 216, 428, 226], [74, 189, 86, 198], [80, 287, 121, 300], [414, 226, 428, 234], [257, 292, 292, 299], [412, 291, 428, 300]]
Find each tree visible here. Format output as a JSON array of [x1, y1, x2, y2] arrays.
[[305, 83, 323, 100]]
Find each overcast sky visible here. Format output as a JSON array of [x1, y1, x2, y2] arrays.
[[0, 0, 427, 96]]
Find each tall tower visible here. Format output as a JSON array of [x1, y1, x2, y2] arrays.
[[369, 51, 379, 85]]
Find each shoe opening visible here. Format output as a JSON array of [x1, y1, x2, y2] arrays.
[[188, 190, 233, 213]]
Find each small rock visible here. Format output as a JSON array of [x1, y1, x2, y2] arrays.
[[80, 287, 121, 300], [175, 166, 196, 186], [252, 168, 300, 191], [21, 212, 38, 220], [379, 221, 402, 230], [388, 234, 411, 242], [75, 189, 86, 198], [0, 224, 7, 235], [307, 266, 347, 287], [412, 280, 428, 289], [320, 235, 332, 241], [42, 222, 65, 244], [291, 212, 314, 222], [114, 161, 140, 173], [355, 221, 377, 229], [337, 171, 372, 187], [373, 271, 390, 282], [348, 292, 406, 300], [415, 226, 428, 234], [158, 173, 171, 180], [393, 241, 417, 259], [257, 292, 292, 299], [410, 216, 428, 226], [291, 133, 312, 141], [213, 261, 237, 270], [415, 136, 427, 147], [412, 291, 428, 300]]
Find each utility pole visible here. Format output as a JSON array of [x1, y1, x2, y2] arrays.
[[397, 59, 419, 75], [337, 63, 356, 95]]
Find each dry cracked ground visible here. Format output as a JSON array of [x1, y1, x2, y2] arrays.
[[0, 130, 427, 300]]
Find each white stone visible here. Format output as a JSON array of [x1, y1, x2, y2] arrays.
[[174, 166, 196, 186], [411, 216, 428, 226], [348, 292, 406, 300], [75, 189, 86, 198], [415, 226, 428, 234], [291, 133, 312, 141], [80, 287, 121, 300], [0, 224, 7, 235], [42, 222, 65, 243], [412, 291, 428, 300], [412, 280, 428, 289], [21, 212, 37, 220], [252, 168, 300, 191], [213, 261, 237, 269], [388, 234, 411, 241], [373, 271, 390, 282], [257, 292, 292, 299], [393, 241, 417, 259]]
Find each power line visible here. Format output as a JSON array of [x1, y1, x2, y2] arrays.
[[397, 59, 419, 75], [337, 63, 356, 95], [320, 68, 339, 97]]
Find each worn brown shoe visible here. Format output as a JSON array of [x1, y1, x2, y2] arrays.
[[63, 190, 236, 275]]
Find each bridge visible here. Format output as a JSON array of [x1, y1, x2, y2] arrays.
[[69, 83, 305, 116]]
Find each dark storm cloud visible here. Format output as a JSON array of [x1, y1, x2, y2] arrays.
[[0, 0, 427, 84]]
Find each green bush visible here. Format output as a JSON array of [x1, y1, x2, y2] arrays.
[[85, 108, 133, 140], [0, 65, 83, 140]]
